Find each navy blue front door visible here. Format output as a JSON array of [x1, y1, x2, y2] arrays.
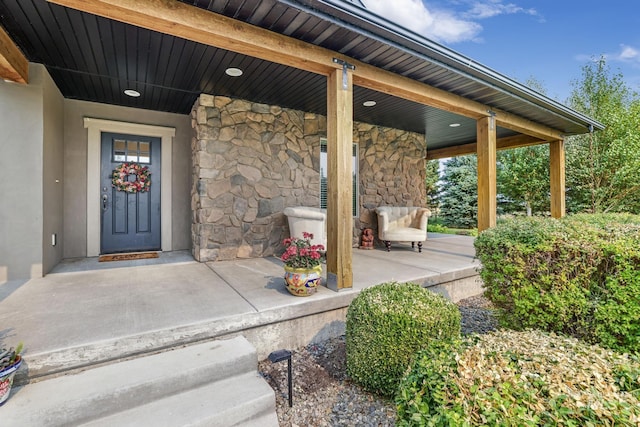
[[100, 132, 161, 254]]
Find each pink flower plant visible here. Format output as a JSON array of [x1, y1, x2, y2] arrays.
[[281, 232, 325, 269]]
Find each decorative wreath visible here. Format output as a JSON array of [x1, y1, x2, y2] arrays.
[[111, 162, 151, 193]]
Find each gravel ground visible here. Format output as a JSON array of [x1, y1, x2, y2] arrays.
[[258, 294, 498, 427]]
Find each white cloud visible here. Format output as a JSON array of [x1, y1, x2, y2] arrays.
[[362, 0, 481, 44], [464, 0, 540, 20], [362, 0, 540, 44], [580, 45, 640, 67], [616, 45, 640, 62]]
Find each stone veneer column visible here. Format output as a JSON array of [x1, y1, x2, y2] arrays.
[[190, 94, 427, 262], [191, 94, 323, 262], [355, 123, 427, 240]]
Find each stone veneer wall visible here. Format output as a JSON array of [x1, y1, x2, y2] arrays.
[[191, 94, 426, 262], [354, 123, 427, 237]]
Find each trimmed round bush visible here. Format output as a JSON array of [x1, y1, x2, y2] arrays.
[[396, 329, 640, 426], [346, 282, 461, 396]]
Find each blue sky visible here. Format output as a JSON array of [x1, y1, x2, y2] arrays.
[[362, 0, 640, 102]]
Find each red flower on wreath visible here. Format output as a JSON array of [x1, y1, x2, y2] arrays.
[[111, 162, 151, 193]]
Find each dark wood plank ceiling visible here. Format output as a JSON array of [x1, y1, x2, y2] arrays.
[[1, 0, 594, 149]]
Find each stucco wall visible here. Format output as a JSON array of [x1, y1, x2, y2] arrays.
[[191, 94, 427, 262], [0, 64, 46, 281], [63, 100, 192, 258], [42, 66, 65, 275]]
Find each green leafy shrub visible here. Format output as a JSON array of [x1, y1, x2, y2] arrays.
[[427, 222, 449, 233], [346, 282, 461, 397], [396, 330, 640, 426], [475, 214, 640, 352]]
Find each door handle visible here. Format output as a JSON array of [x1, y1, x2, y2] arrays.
[[102, 194, 108, 211]]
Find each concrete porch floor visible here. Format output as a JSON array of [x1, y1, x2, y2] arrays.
[[0, 233, 481, 384]]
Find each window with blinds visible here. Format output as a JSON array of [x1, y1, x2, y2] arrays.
[[319, 138, 358, 217]]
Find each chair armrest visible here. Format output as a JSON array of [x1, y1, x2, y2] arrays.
[[417, 208, 431, 230], [375, 209, 390, 237]]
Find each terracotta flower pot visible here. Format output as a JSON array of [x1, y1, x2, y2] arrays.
[[284, 264, 322, 296], [0, 355, 22, 406]]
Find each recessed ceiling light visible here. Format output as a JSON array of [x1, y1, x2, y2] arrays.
[[124, 89, 141, 97], [225, 67, 243, 77], [449, 123, 461, 127], [363, 100, 377, 107]]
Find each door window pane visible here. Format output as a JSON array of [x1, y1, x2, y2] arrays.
[[114, 139, 126, 162], [139, 142, 150, 163], [113, 139, 151, 164], [126, 140, 138, 162]]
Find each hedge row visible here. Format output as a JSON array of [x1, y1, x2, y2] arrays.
[[474, 213, 640, 353]]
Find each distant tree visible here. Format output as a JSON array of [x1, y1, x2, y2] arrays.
[[525, 77, 549, 97], [439, 155, 477, 228], [493, 78, 551, 216], [425, 159, 440, 210], [497, 145, 550, 216], [566, 57, 640, 213]]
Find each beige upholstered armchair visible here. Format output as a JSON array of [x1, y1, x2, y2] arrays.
[[375, 206, 431, 252], [283, 206, 326, 248]]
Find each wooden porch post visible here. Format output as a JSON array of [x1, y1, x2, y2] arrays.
[[325, 66, 354, 290], [477, 115, 497, 232], [549, 139, 566, 218], [0, 25, 28, 83]]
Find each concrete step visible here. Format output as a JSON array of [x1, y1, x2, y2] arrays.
[[82, 372, 278, 427], [2, 336, 277, 427]]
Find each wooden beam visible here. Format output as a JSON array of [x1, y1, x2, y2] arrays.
[[47, 0, 339, 75], [48, 0, 563, 142], [477, 116, 497, 232], [492, 109, 563, 142], [427, 142, 477, 160], [353, 67, 487, 120], [549, 139, 566, 218], [325, 67, 353, 290], [426, 134, 543, 160], [0, 25, 28, 83], [497, 134, 545, 150], [354, 70, 563, 142]]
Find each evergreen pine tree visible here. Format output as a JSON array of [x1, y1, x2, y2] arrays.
[[439, 155, 477, 228], [425, 159, 440, 210]]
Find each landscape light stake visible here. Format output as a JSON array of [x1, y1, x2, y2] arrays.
[[268, 349, 293, 407]]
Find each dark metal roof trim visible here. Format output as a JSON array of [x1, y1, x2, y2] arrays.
[[283, 0, 604, 132]]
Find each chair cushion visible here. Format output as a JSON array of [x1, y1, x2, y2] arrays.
[[382, 227, 427, 242]]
